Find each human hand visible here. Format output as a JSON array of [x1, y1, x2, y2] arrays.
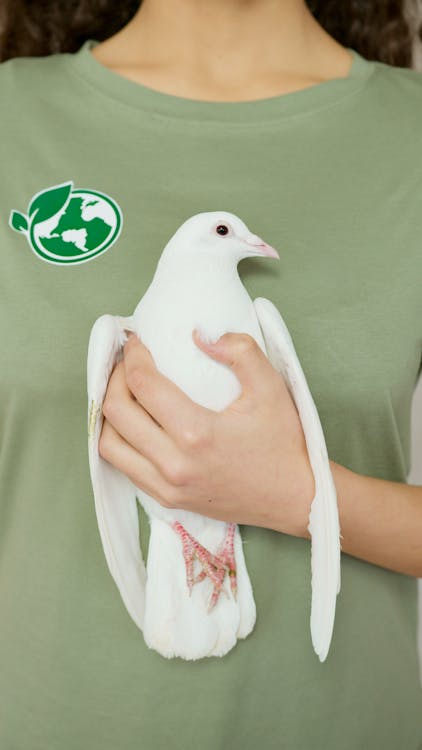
[[98, 330, 315, 536]]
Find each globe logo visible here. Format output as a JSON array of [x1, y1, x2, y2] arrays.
[[9, 180, 122, 265]]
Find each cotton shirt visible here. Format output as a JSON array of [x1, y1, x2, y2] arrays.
[[0, 38, 422, 750]]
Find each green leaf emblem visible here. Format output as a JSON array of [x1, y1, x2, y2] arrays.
[[28, 181, 73, 224], [9, 210, 28, 233]]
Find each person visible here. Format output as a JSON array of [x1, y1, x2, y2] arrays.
[[0, 1, 422, 748]]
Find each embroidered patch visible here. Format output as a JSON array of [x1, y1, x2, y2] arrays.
[[9, 180, 122, 265]]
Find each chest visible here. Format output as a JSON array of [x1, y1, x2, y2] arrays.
[[0, 130, 420, 443], [132, 270, 266, 410]]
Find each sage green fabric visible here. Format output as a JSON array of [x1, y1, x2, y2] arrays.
[[1, 38, 422, 750]]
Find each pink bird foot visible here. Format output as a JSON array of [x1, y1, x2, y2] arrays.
[[216, 521, 237, 599], [171, 521, 238, 612]]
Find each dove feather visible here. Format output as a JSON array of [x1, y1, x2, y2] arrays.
[[253, 296, 341, 662], [87, 313, 147, 629]]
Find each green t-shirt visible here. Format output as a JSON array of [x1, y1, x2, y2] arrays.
[[1, 38, 422, 750]]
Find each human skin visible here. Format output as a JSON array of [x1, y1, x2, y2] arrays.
[[91, 0, 354, 102], [95, 0, 422, 579]]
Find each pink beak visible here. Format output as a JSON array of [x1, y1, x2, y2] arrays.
[[244, 233, 280, 259]]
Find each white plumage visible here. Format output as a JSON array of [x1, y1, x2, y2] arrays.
[[87, 210, 341, 662]]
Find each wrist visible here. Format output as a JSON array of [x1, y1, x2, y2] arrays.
[[328, 459, 368, 544], [271, 452, 315, 538], [271, 457, 356, 539]]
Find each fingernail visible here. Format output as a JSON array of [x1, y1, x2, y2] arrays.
[[193, 328, 209, 346]]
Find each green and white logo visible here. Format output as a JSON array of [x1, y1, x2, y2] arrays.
[[9, 180, 123, 265]]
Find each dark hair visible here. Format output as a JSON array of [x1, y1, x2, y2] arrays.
[[0, 0, 420, 67]]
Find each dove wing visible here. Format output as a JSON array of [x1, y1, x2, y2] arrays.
[[253, 296, 341, 662], [87, 313, 146, 630]]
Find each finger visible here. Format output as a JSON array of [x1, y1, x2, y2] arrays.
[[99, 418, 176, 506], [192, 329, 278, 400], [103, 359, 182, 477], [123, 334, 213, 443]]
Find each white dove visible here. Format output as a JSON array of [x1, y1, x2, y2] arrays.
[[87, 211, 341, 662]]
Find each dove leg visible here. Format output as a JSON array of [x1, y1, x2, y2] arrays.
[[214, 522, 237, 599], [171, 521, 237, 612]]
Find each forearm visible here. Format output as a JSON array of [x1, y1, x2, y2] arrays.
[[299, 460, 422, 577]]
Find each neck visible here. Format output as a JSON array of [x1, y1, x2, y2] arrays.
[[154, 250, 241, 289], [92, 0, 353, 100]]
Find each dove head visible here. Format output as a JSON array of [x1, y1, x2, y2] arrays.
[[160, 211, 280, 268]]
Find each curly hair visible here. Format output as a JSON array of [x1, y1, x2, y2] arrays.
[[0, 0, 420, 67]]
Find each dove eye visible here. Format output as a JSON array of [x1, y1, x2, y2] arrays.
[[215, 224, 230, 236]]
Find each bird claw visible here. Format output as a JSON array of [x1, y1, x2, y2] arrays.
[[171, 521, 238, 610]]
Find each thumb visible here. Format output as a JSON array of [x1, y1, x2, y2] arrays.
[[192, 328, 271, 398]]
